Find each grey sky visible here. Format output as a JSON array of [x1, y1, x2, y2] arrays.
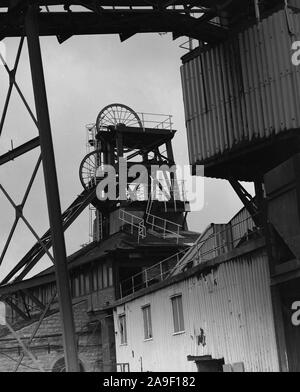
[[0, 33, 251, 279]]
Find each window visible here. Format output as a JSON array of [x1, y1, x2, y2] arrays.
[[89, 263, 114, 293], [108, 266, 113, 286], [103, 264, 108, 288], [98, 265, 103, 290], [74, 275, 80, 297], [142, 305, 153, 340], [171, 295, 184, 333], [79, 273, 85, 296], [92, 269, 98, 292], [117, 363, 130, 372], [119, 314, 127, 345], [85, 273, 90, 293]]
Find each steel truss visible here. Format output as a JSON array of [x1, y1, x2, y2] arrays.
[[0, 4, 81, 372], [0, 0, 242, 373], [0, 291, 56, 372], [0, 1, 229, 43]]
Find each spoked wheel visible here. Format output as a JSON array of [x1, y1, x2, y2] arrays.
[[79, 150, 102, 190], [96, 103, 143, 132]]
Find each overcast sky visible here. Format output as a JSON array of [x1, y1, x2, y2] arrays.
[[0, 33, 252, 279]]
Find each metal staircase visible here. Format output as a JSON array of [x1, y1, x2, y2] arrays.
[[144, 193, 181, 244], [145, 213, 181, 244], [118, 191, 182, 244], [118, 209, 146, 243]]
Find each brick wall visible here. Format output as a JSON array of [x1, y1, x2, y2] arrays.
[[0, 300, 107, 372], [88, 287, 116, 311]]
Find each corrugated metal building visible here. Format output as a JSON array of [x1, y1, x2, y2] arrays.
[[113, 208, 279, 372], [178, 1, 300, 373], [181, 5, 300, 180]]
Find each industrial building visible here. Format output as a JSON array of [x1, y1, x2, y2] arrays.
[[0, 0, 300, 372], [179, 3, 300, 372], [0, 104, 198, 371], [113, 208, 278, 372]]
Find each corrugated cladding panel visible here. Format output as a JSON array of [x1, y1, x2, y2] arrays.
[[230, 207, 256, 247], [196, 224, 219, 261], [181, 8, 300, 165], [195, 223, 232, 262], [171, 223, 230, 275], [172, 207, 254, 274], [114, 249, 279, 372]]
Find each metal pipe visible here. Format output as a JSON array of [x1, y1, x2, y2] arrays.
[[25, 4, 79, 372]]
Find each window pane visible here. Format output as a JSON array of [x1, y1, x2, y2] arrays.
[[93, 269, 98, 291], [80, 273, 85, 295], [71, 276, 75, 297], [98, 265, 103, 289], [177, 296, 184, 331], [171, 296, 184, 333], [85, 273, 90, 293], [142, 306, 152, 339], [147, 307, 152, 338], [123, 317, 127, 343], [143, 308, 147, 339], [119, 315, 127, 344], [103, 264, 108, 288], [108, 266, 113, 286], [75, 276, 79, 297], [172, 298, 179, 332]]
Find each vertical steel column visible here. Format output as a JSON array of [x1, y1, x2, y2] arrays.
[[25, 5, 79, 372], [254, 178, 289, 371]]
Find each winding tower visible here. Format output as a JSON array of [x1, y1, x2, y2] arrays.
[[79, 103, 190, 244]]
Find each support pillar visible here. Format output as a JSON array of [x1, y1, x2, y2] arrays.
[[25, 4, 79, 372]]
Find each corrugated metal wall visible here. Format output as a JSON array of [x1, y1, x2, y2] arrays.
[[196, 224, 222, 261], [230, 207, 256, 247], [181, 8, 300, 165], [114, 249, 279, 372], [172, 207, 255, 274]]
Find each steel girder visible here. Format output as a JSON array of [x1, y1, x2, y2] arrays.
[[0, 1, 230, 42]]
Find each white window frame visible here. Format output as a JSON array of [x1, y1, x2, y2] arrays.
[[142, 304, 153, 340], [119, 313, 127, 345], [171, 294, 185, 334]]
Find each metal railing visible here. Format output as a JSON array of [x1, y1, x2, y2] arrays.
[[146, 213, 181, 244], [119, 249, 188, 298], [119, 209, 146, 243], [119, 212, 263, 298], [137, 112, 173, 131], [85, 112, 173, 141], [171, 213, 262, 274]]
